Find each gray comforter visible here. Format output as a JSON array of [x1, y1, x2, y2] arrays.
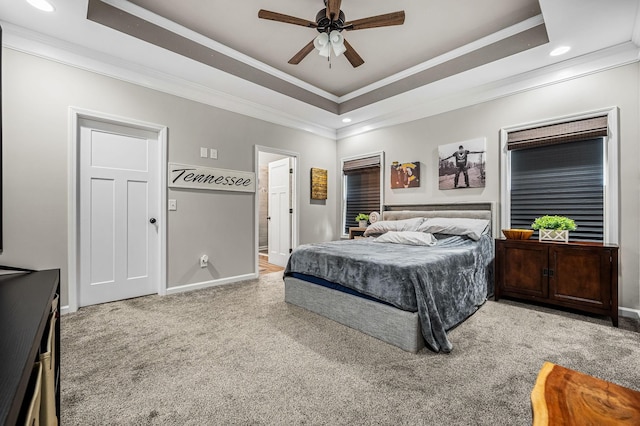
[[284, 234, 494, 352]]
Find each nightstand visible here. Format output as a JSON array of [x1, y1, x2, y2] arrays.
[[348, 227, 367, 239]]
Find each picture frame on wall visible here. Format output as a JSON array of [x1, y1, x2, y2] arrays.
[[438, 138, 486, 190], [390, 161, 420, 188], [310, 167, 328, 200]]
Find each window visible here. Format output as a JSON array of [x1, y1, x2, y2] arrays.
[[502, 111, 618, 243], [510, 138, 604, 241], [342, 153, 383, 234]]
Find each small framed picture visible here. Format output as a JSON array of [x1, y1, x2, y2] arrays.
[[390, 161, 420, 188], [310, 168, 328, 200]]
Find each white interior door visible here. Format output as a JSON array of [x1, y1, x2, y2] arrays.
[[79, 119, 159, 307], [268, 157, 291, 267]]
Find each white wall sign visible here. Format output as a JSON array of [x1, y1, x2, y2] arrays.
[[168, 163, 256, 193]]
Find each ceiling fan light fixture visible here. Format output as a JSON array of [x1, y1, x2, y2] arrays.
[[314, 30, 345, 58], [258, 2, 405, 67], [314, 33, 331, 57], [329, 30, 346, 56]]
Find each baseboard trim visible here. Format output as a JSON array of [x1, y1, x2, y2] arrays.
[[166, 273, 257, 295], [61, 305, 71, 315], [619, 307, 640, 320]]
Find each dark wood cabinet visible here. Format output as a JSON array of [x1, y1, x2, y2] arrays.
[[0, 269, 60, 425], [495, 239, 618, 326]]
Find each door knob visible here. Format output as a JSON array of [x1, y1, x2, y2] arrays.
[[149, 218, 157, 224]]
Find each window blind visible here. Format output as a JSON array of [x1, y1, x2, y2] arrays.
[[510, 138, 604, 241], [345, 170, 380, 233], [507, 116, 607, 151], [343, 155, 381, 174]]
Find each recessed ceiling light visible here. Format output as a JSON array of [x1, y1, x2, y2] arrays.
[[550, 46, 571, 57], [342, 118, 352, 123], [26, 0, 55, 12]]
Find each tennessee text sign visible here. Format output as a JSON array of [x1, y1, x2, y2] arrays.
[[168, 163, 256, 193]]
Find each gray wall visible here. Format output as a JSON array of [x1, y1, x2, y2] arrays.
[[1, 48, 337, 307], [4, 46, 638, 314], [338, 64, 640, 312]]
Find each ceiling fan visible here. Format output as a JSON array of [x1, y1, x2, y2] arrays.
[[258, 0, 405, 68]]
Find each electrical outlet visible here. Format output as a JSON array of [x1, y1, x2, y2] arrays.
[[199, 254, 208, 268], [210, 148, 218, 159], [200, 147, 208, 158], [168, 199, 177, 211]]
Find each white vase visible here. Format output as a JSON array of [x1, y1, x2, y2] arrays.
[[358, 220, 368, 228], [539, 229, 569, 243]]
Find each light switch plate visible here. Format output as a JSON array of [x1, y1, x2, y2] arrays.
[[210, 148, 218, 159], [200, 147, 208, 158], [168, 199, 177, 211]]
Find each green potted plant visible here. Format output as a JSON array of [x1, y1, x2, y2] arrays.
[[355, 213, 369, 228], [531, 215, 577, 243]]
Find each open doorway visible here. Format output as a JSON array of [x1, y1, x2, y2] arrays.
[[256, 147, 299, 275]]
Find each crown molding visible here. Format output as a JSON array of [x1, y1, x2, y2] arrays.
[[3, 20, 638, 143], [100, 0, 340, 103], [338, 14, 545, 103], [1, 21, 337, 140], [337, 42, 640, 140]]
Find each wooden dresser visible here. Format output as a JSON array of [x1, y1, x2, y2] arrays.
[[0, 269, 60, 425], [495, 239, 618, 326]]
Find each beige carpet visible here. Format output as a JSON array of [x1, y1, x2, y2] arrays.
[[61, 272, 640, 425]]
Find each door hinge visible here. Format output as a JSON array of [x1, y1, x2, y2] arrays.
[[289, 248, 293, 253], [289, 208, 293, 214], [289, 168, 293, 174]]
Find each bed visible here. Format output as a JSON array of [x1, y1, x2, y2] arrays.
[[283, 203, 496, 353]]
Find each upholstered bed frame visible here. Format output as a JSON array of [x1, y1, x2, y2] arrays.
[[284, 203, 495, 353]]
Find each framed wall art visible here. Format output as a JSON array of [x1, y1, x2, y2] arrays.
[[390, 161, 420, 188], [438, 138, 486, 190], [310, 167, 328, 200]]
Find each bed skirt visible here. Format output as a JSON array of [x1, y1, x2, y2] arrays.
[[284, 276, 425, 353]]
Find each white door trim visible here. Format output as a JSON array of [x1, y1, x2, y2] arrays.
[[254, 145, 299, 275], [67, 107, 167, 313], [267, 157, 292, 267]]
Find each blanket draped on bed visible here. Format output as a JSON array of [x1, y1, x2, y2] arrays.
[[284, 234, 494, 352]]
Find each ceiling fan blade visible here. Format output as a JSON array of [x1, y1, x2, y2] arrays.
[[326, 0, 342, 20], [343, 39, 364, 68], [288, 39, 316, 65], [344, 11, 405, 31], [258, 9, 318, 28]]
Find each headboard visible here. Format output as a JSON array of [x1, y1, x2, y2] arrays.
[[382, 203, 497, 236]]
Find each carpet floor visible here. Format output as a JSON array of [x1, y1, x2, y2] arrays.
[[61, 272, 640, 425]]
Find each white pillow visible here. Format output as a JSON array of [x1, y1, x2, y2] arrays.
[[417, 217, 489, 241], [374, 231, 437, 246], [363, 217, 425, 237]]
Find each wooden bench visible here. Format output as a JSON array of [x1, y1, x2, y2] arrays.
[[531, 362, 640, 425]]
